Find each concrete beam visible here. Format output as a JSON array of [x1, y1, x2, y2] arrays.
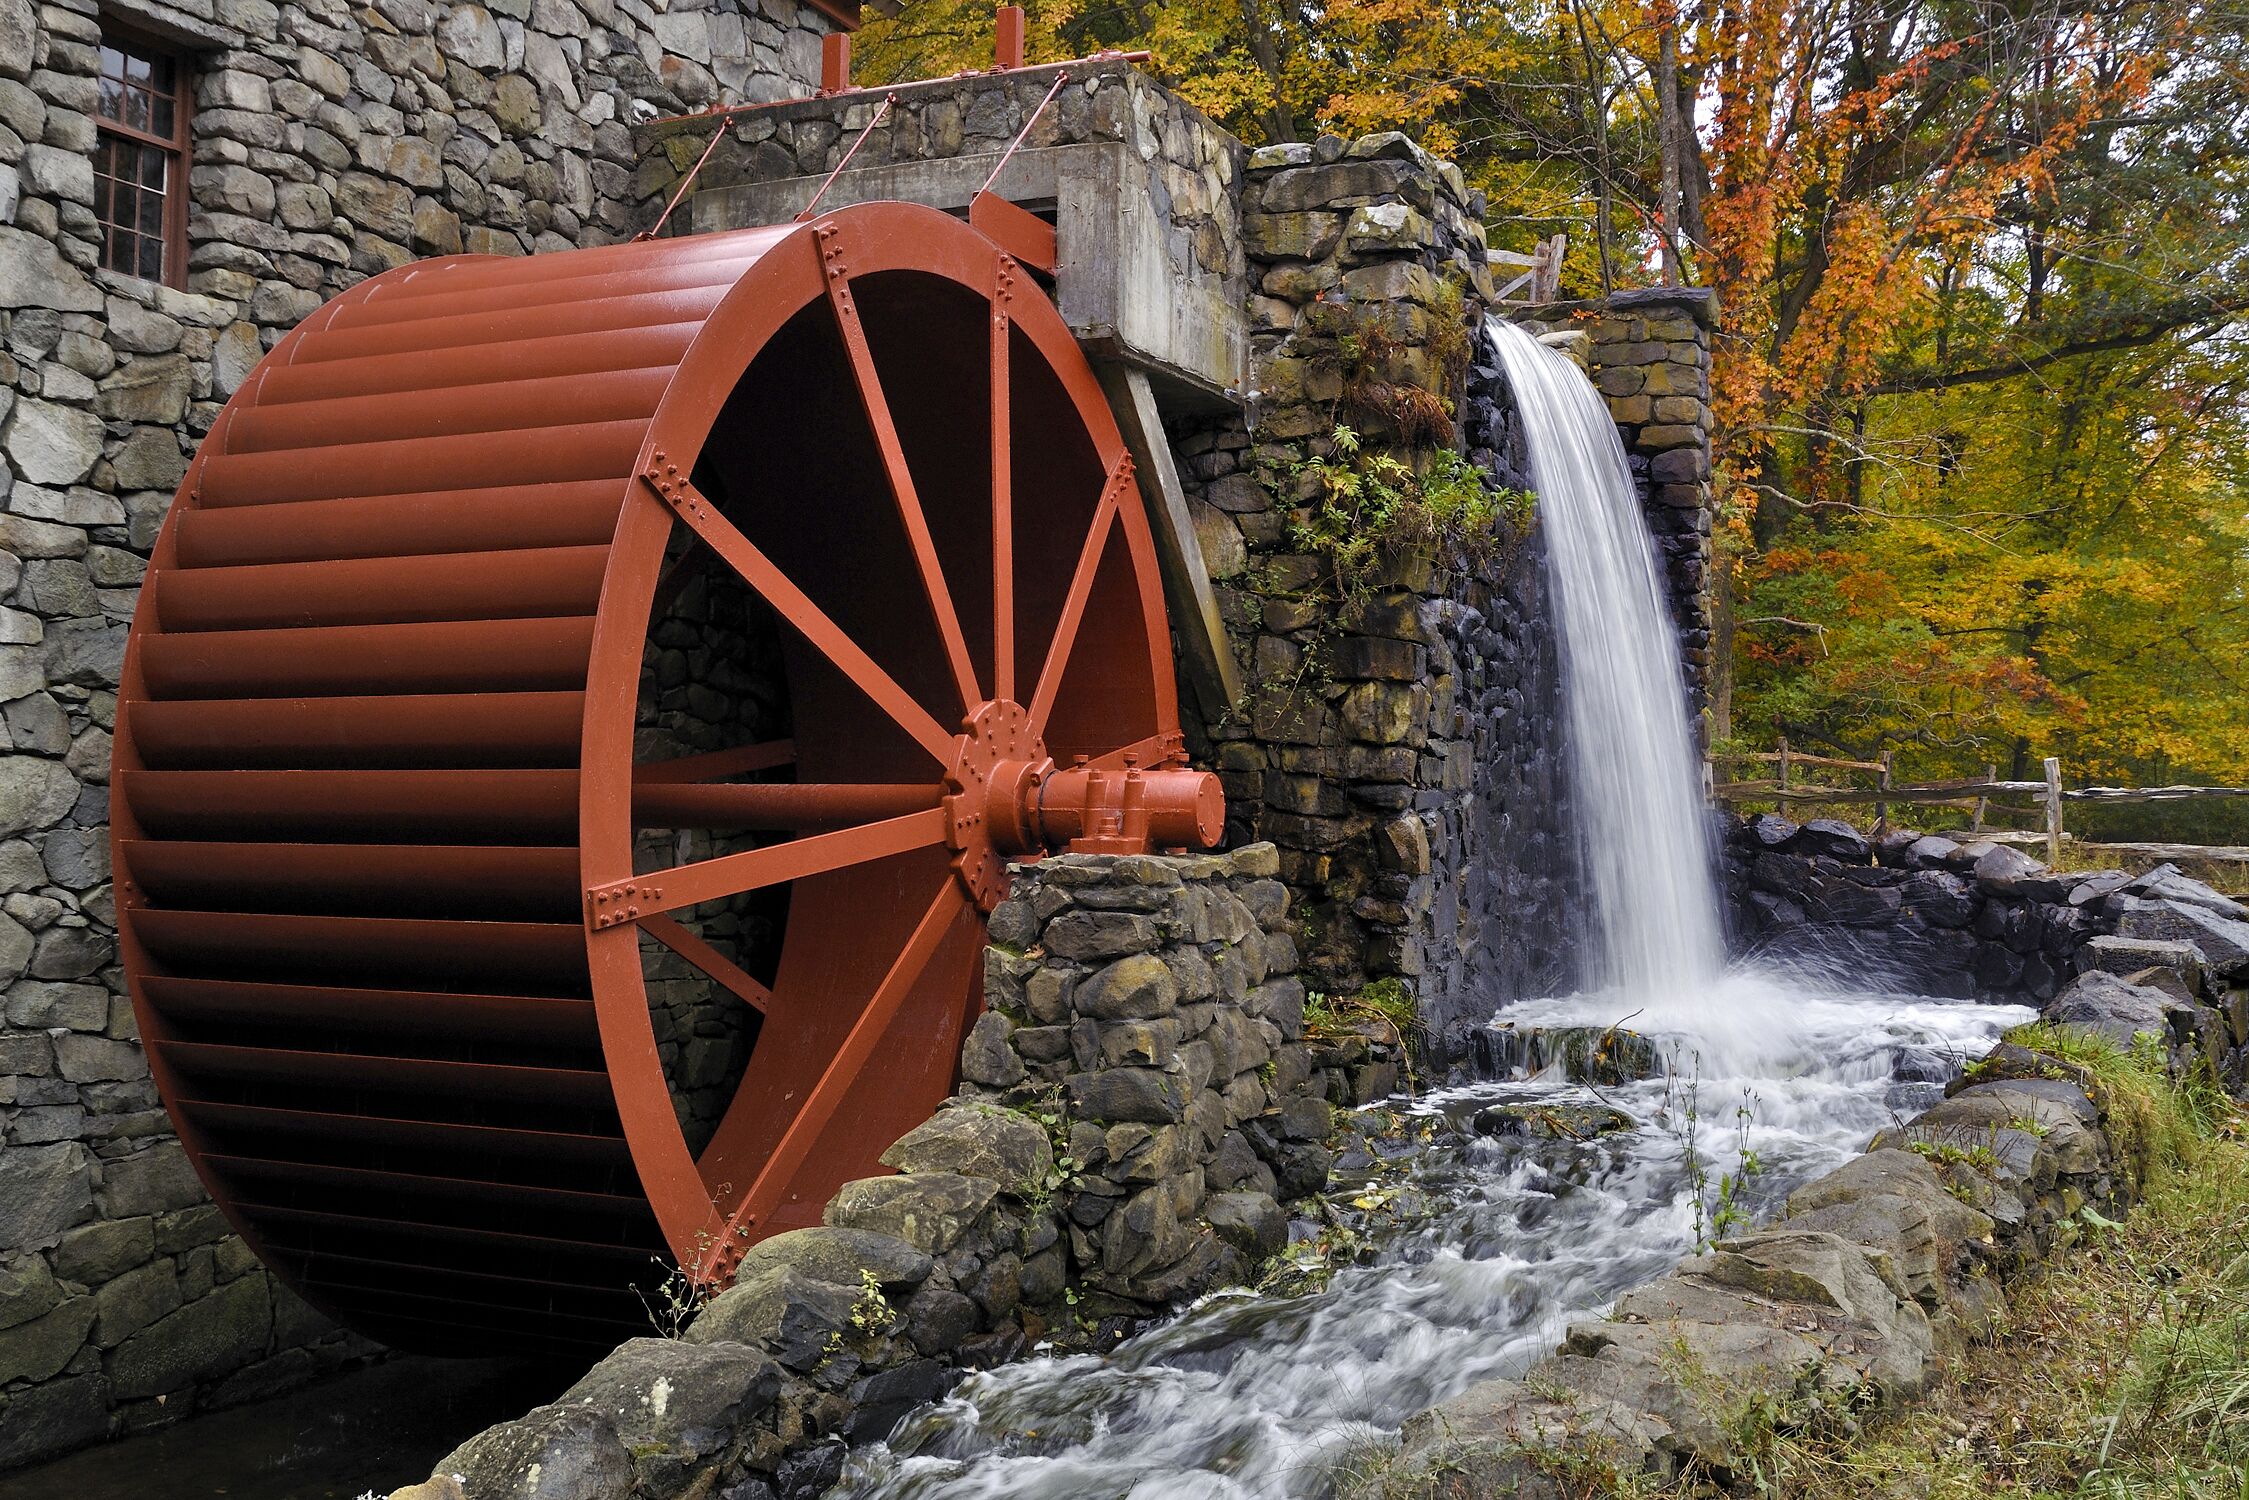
[[1098, 364, 1242, 724], [688, 142, 1246, 407]]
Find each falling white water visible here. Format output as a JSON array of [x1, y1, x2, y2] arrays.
[[1484, 318, 1725, 997]]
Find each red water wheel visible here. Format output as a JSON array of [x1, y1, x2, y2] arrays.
[[112, 203, 1221, 1356]]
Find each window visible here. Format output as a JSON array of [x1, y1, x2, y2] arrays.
[[92, 27, 190, 286]]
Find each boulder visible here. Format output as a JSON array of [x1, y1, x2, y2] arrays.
[[1203, 1191, 1286, 1257], [729, 1226, 932, 1294], [823, 1173, 998, 1255], [1787, 818, 1868, 862], [547, 1338, 779, 1495], [2112, 894, 2249, 977], [684, 1264, 859, 1369], [2045, 969, 2185, 1048], [1902, 834, 1963, 870], [2078, 933, 2205, 990], [880, 1102, 1054, 1190], [1782, 1189, 1987, 1322], [2125, 864, 2249, 920], [1392, 1378, 1672, 1499], [1901, 869, 1977, 927], [434, 1401, 632, 1500]]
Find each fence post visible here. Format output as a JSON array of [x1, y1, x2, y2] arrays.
[[1777, 738, 1790, 800], [2043, 756, 2064, 865], [1876, 750, 1894, 835], [1973, 762, 1994, 834]]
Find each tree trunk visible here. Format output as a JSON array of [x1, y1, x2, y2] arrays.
[[1656, 9, 1684, 283], [1237, 0, 1297, 143]]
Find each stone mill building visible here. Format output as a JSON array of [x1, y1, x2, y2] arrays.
[[0, 0, 1720, 1471]]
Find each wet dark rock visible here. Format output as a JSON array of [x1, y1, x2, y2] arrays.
[[1788, 818, 1869, 862], [1901, 870, 1977, 927], [2078, 934, 2204, 990], [2112, 894, 2249, 977], [845, 1358, 949, 1441], [825, 1174, 999, 1255], [1471, 1101, 1635, 1140], [1742, 813, 1798, 848], [1204, 1191, 1287, 1256]]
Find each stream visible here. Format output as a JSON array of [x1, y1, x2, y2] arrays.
[[832, 971, 2029, 1499]]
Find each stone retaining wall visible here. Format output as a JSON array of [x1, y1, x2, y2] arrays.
[[402, 844, 1400, 1500], [1, 0, 830, 1465], [1363, 854, 2249, 1497], [1517, 289, 1717, 720], [1726, 814, 2108, 1002], [1202, 135, 1585, 1049]]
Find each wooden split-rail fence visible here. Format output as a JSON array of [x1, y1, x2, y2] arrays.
[[1710, 741, 2249, 866]]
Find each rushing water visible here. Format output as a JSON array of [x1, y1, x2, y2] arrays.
[[1484, 317, 1726, 995], [834, 984, 2028, 1500], [824, 322, 2023, 1499]]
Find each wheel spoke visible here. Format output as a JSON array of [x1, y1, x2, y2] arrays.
[[721, 883, 970, 1239], [588, 806, 948, 923], [639, 470, 957, 764], [633, 739, 797, 786], [1028, 457, 1129, 731], [1085, 733, 1179, 773], [633, 782, 941, 830], [991, 276, 1014, 702], [639, 914, 772, 1015], [824, 270, 982, 711]]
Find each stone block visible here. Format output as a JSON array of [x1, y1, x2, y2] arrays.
[[825, 1173, 998, 1254], [1066, 1067, 1188, 1124], [0, 1141, 92, 1251], [1074, 953, 1180, 1019]]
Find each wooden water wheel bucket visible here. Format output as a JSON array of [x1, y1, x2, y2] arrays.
[[112, 202, 1222, 1355]]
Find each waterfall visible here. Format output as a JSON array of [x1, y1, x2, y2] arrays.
[[1483, 319, 1726, 997]]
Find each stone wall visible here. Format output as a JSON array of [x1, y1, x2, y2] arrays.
[[401, 844, 1364, 1500], [1725, 814, 2105, 1003], [0, 0, 829, 1465], [1725, 813, 2249, 1086], [1202, 135, 1583, 1053], [1519, 287, 1717, 721]]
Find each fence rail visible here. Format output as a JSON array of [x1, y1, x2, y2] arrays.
[[1710, 740, 2249, 864]]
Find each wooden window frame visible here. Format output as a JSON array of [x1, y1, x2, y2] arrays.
[[92, 18, 193, 290]]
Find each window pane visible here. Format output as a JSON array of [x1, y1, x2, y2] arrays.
[[150, 96, 174, 138], [147, 54, 174, 92], [98, 77, 123, 121], [137, 235, 163, 281], [124, 86, 149, 132], [100, 45, 124, 80], [125, 51, 151, 82], [138, 144, 165, 189], [138, 187, 163, 237]]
